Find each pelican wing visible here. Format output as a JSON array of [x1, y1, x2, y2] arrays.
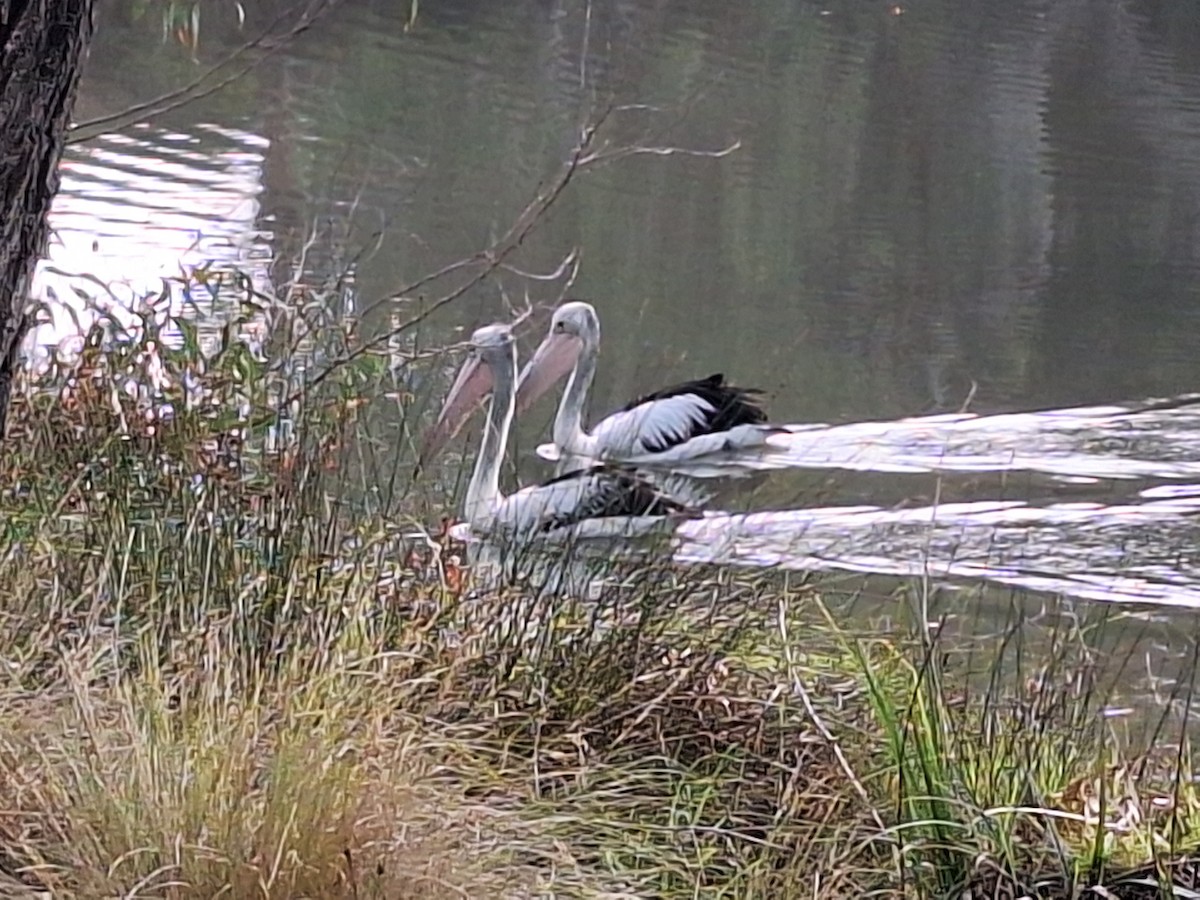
[[503, 466, 697, 535], [595, 374, 770, 456]]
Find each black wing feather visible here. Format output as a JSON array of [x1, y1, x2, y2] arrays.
[[538, 465, 697, 533], [614, 373, 770, 454]]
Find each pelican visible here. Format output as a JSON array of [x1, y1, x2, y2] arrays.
[[515, 301, 783, 466], [420, 323, 700, 543]]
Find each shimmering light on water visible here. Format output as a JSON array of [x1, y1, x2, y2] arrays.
[[32, 124, 270, 362], [675, 494, 1200, 608]]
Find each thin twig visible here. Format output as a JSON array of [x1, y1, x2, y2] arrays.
[[68, 0, 339, 144], [777, 595, 887, 838], [231, 92, 742, 422], [281, 107, 615, 406], [579, 139, 742, 167], [496, 249, 580, 282]]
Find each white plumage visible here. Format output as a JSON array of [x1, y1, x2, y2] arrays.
[[419, 323, 698, 545], [472, 465, 696, 543], [515, 301, 781, 466]]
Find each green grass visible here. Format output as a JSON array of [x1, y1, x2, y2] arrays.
[[2, 285, 1200, 898]]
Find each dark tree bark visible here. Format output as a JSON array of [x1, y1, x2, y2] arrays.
[[0, 0, 95, 437]]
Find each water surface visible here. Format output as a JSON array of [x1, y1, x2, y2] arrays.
[[40, 0, 1200, 627]]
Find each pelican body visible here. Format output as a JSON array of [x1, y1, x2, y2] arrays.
[[515, 301, 781, 466], [421, 323, 698, 543]]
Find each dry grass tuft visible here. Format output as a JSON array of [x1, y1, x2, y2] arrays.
[[0, 628, 549, 898], [2, 286, 1200, 897]]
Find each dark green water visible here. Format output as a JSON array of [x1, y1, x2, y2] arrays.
[[35, 0, 1200, 652]]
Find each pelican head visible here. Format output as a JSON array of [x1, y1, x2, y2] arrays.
[[417, 323, 516, 467], [514, 300, 600, 414]]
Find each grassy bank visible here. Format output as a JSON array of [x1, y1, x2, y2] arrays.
[[1, 297, 1199, 898]]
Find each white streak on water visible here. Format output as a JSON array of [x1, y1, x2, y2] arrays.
[[705, 398, 1200, 483], [673, 494, 1200, 609]]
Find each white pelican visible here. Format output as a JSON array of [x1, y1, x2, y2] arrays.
[[515, 301, 783, 465], [420, 323, 700, 543]]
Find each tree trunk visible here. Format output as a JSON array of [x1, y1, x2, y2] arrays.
[[0, 0, 95, 438]]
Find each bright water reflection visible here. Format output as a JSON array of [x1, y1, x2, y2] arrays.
[[751, 396, 1200, 482], [33, 125, 270, 363], [678, 494, 1200, 609]]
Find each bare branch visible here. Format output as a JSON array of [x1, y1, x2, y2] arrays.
[[279, 99, 741, 413], [496, 248, 580, 282], [67, 0, 339, 144], [579, 138, 742, 167], [287, 106, 617, 404]]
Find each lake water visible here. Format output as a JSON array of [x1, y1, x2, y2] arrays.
[[36, 0, 1200, 672]]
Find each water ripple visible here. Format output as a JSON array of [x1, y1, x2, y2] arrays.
[[675, 493, 1200, 609], [730, 396, 1200, 482], [32, 123, 270, 361]]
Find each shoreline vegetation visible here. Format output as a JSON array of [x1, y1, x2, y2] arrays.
[[2, 282, 1199, 899]]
